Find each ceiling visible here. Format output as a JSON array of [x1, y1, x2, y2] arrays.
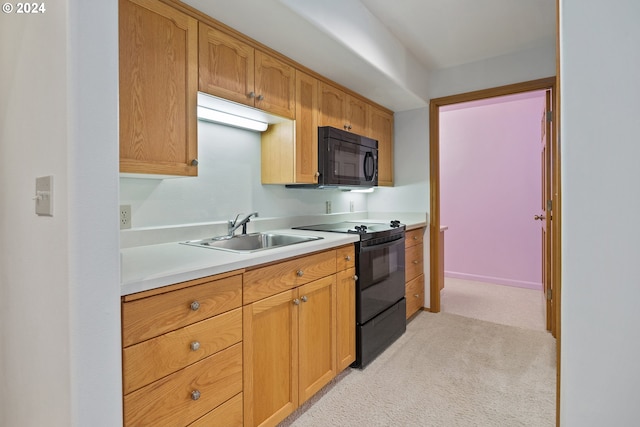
[[183, 0, 556, 112]]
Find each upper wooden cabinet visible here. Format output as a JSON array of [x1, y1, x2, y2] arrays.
[[199, 23, 295, 119], [369, 106, 394, 186], [118, 0, 198, 176], [261, 71, 319, 185], [319, 82, 369, 135]]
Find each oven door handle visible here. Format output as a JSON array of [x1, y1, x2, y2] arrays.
[[360, 237, 405, 252]]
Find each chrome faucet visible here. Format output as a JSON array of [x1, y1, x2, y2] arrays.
[[228, 212, 259, 236]]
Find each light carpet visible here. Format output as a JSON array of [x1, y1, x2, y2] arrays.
[[280, 311, 556, 427]]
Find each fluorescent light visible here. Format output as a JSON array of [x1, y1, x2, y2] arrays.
[[349, 187, 375, 193], [197, 106, 268, 132]]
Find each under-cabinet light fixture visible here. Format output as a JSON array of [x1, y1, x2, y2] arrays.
[[197, 106, 269, 132], [197, 92, 269, 132]]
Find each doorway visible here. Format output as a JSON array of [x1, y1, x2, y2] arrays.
[[429, 77, 559, 337], [438, 90, 547, 331]]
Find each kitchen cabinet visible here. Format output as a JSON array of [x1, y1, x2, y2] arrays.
[[261, 71, 319, 184], [118, 0, 198, 176], [405, 227, 425, 319], [243, 245, 355, 427], [121, 273, 243, 427], [369, 106, 394, 186], [319, 82, 369, 135], [199, 23, 295, 119]]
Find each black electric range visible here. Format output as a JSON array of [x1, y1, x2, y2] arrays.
[[294, 220, 407, 368]]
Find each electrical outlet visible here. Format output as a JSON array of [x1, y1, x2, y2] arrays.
[[120, 205, 131, 230], [326, 201, 332, 214]]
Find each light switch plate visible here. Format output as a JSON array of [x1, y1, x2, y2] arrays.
[[35, 175, 53, 216]]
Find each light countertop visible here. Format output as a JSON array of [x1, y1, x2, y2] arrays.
[[121, 215, 427, 296]]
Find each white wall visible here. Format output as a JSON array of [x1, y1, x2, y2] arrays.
[[560, 0, 640, 424], [0, 1, 121, 426], [120, 122, 368, 229]]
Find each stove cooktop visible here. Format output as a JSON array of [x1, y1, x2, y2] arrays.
[[293, 220, 404, 236]]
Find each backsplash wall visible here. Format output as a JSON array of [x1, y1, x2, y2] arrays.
[[120, 121, 368, 228]]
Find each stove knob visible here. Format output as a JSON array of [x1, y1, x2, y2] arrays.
[[390, 220, 401, 228]]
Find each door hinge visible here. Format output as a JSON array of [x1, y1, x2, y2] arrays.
[[547, 289, 553, 301], [546, 110, 553, 122]]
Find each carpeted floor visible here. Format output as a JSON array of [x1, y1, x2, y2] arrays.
[[280, 311, 556, 426]]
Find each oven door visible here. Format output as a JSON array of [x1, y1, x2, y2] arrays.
[[356, 236, 405, 324], [322, 138, 378, 186]]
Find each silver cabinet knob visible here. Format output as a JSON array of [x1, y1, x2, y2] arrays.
[[190, 341, 200, 351], [344, 124, 350, 130], [301, 295, 308, 302], [353, 275, 358, 281], [413, 260, 419, 265], [257, 94, 264, 101], [296, 270, 304, 277], [293, 298, 300, 305], [190, 301, 200, 311], [314, 172, 320, 177], [248, 91, 256, 99], [191, 159, 199, 166], [191, 390, 201, 401], [413, 236, 418, 240], [345, 255, 351, 261], [414, 294, 420, 298]]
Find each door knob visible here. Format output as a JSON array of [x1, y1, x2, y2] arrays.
[[534, 214, 546, 221]]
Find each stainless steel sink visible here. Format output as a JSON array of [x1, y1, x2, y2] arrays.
[[181, 232, 323, 253]]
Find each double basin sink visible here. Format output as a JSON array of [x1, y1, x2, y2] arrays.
[[182, 232, 323, 253]]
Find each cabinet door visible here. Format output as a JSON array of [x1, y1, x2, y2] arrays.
[[295, 71, 319, 183], [370, 106, 394, 186], [346, 95, 368, 135], [243, 290, 298, 427], [336, 268, 356, 371], [199, 23, 255, 107], [255, 51, 296, 119], [318, 82, 347, 130], [119, 0, 198, 176], [298, 275, 337, 404]]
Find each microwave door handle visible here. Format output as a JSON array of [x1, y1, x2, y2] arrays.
[[363, 152, 374, 181]]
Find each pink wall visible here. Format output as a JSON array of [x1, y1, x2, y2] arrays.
[[440, 91, 546, 289]]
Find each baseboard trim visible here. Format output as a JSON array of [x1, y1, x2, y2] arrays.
[[444, 271, 542, 291]]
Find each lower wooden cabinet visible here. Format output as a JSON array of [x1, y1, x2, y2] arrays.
[[122, 245, 355, 427], [405, 227, 426, 319], [243, 275, 337, 427]]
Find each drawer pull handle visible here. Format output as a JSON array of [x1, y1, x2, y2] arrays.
[[296, 270, 304, 277], [190, 341, 200, 351], [293, 298, 301, 305], [190, 301, 200, 311], [345, 255, 351, 261], [414, 294, 420, 298], [301, 295, 308, 302], [191, 390, 201, 401], [413, 260, 419, 265]]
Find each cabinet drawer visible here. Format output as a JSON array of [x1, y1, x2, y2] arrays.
[[122, 274, 242, 347], [244, 250, 336, 304], [123, 342, 243, 427], [123, 308, 242, 394], [405, 274, 425, 319], [405, 228, 424, 248], [336, 244, 355, 271], [405, 243, 424, 283], [188, 392, 243, 427]]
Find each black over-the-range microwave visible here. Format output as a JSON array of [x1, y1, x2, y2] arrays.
[[287, 126, 378, 189]]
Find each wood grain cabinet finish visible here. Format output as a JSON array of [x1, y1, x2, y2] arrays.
[[261, 70, 318, 185], [121, 273, 243, 427], [118, 0, 198, 176], [369, 106, 394, 187], [243, 246, 355, 427], [318, 82, 369, 135], [199, 23, 295, 119], [405, 227, 425, 319]]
